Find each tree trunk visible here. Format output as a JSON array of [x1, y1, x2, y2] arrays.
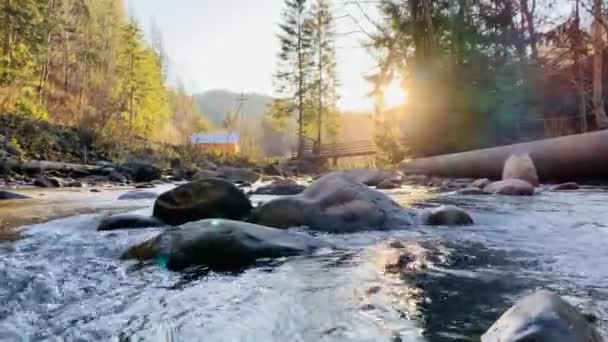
[[317, 15, 323, 146], [573, 0, 587, 132], [519, 0, 538, 60], [592, 0, 608, 128], [129, 48, 134, 131], [297, 10, 304, 159], [63, 31, 69, 93], [3, 0, 12, 71], [422, 0, 434, 59]]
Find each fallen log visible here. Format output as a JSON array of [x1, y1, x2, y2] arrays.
[[400, 130, 608, 182], [0, 157, 104, 176]]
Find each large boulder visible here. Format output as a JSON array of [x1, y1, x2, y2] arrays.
[[484, 179, 535, 196], [252, 179, 306, 195], [482, 290, 601, 342], [97, 214, 165, 231], [0, 190, 30, 200], [420, 205, 474, 226], [153, 178, 252, 226], [249, 172, 415, 233], [122, 219, 329, 271], [502, 153, 539, 186]]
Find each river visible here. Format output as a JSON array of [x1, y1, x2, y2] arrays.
[[1, 184, 607, 341]]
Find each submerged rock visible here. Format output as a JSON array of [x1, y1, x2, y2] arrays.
[[472, 178, 491, 189], [502, 153, 539, 186], [153, 178, 252, 226], [97, 214, 165, 231], [0, 190, 30, 200], [118, 190, 158, 200], [484, 179, 535, 196], [553, 182, 580, 191], [482, 290, 602, 342], [456, 187, 490, 195], [420, 205, 474, 226], [249, 172, 414, 233], [122, 219, 328, 271], [252, 179, 306, 195]]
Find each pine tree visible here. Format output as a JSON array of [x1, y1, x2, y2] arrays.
[[118, 17, 145, 132], [274, 0, 314, 157], [309, 0, 338, 145], [0, 0, 47, 86]]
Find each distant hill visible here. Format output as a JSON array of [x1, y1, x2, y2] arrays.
[[193, 89, 273, 126]]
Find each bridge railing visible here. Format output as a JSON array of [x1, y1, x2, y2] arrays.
[[299, 139, 376, 159]]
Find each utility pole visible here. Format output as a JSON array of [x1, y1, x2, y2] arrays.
[[227, 93, 248, 152]]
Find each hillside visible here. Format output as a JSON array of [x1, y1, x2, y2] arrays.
[[194, 89, 273, 126]]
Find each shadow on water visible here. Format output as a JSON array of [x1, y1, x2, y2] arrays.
[[376, 239, 544, 342]]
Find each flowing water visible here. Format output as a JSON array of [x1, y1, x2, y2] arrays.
[[1, 185, 608, 341]]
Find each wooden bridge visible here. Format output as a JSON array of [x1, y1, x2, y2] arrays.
[[294, 138, 376, 161]]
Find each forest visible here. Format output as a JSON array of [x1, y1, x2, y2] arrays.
[[356, 0, 608, 160], [2, 0, 608, 164], [0, 0, 208, 148]]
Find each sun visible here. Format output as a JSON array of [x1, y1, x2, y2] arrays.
[[383, 78, 408, 108]]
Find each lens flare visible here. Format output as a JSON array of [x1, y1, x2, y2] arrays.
[[384, 79, 408, 108]]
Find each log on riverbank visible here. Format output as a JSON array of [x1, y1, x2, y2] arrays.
[[0, 158, 104, 176], [401, 130, 608, 182]]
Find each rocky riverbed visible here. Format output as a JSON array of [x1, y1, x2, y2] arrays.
[[1, 172, 607, 341]]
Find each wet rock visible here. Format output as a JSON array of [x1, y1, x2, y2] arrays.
[[420, 205, 474, 226], [403, 174, 429, 185], [484, 179, 535, 196], [199, 161, 218, 170], [502, 153, 539, 186], [122, 162, 162, 183], [249, 172, 415, 233], [193, 169, 220, 180], [456, 187, 490, 195], [108, 170, 128, 184], [34, 176, 62, 188], [135, 183, 155, 189], [376, 179, 401, 190], [122, 219, 329, 271], [90, 188, 101, 193], [259, 175, 285, 182], [472, 178, 491, 189], [215, 166, 261, 183], [252, 179, 306, 195], [153, 178, 252, 226], [118, 190, 158, 201], [0, 190, 30, 200], [97, 214, 165, 231], [116, 162, 162, 183], [340, 169, 395, 186], [482, 290, 602, 342], [553, 182, 580, 191]]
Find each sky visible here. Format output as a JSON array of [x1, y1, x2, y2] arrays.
[[124, 0, 378, 111]]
